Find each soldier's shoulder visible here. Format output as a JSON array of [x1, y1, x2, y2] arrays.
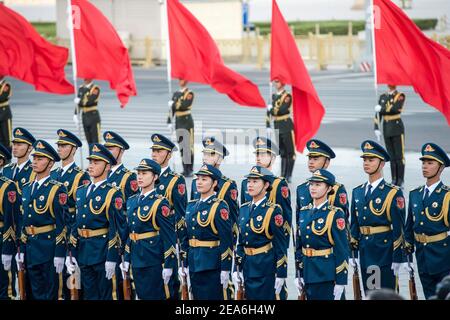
[[442, 185, 449, 191], [48, 179, 63, 187], [385, 182, 401, 191], [266, 201, 281, 210], [106, 183, 121, 192], [300, 203, 313, 211], [410, 185, 424, 193], [3, 163, 14, 169], [297, 181, 308, 189], [329, 205, 344, 214], [0, 175, 12, 183], [354, 183, 366, 190], [241, 201, 251, 207]]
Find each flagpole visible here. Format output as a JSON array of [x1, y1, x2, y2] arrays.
[[165, 0, 177, 172], [370, 0, 382, 140], [67, 0, 84, 169]]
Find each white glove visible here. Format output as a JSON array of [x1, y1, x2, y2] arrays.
[[391, 262, 406, 277], [333, 284, 345, 300], [73, 114, 79, 126], [374, 104, 382, 112], [267, 127, 273, 136], [119, 261, 130, 279], [168, 100, 173, 107], [54, 257, 65, 274], [220, 271, 230, 289], [1, 254, 12, 271], [65, 256, 78, 275], [74, 97, 81, 104], [15, 253, 24, 270], [404, 263, 414, 273], [374, 129, 382, 142], [178, 266, 189, 284], [105, 261, 116, 280], [294, 277, 305, 293], [162, 268, 173, 284], [167, 123, 173, 132], [267, 103, 273, 111], [349, 258, 359, 269], [274, 277, 285, 295], [232, 271, 244, 288]]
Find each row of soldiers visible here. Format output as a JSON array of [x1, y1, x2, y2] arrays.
[[0, 124, 448, 300]]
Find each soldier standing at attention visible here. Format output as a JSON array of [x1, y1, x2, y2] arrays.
[[120, 159, 176, 300], [374, 84, 406, 187], [17, 140, 68, 300], [296, 139, 349, 219], [151, 133, 187, 299], [65, 144, 124, 300], [73, 79, 101, 145], [266, 79, 296, 183], [0, 76, 12, 152], [2, 128, 36, 194], [404, 143, 450, 299], [295, 169, 349, 300], [167, 79, 195, 177], [234, 166, 287, 300], [191, 137, 239, 245], [349, 140, 406, 293], [180, 165, 232, 300]]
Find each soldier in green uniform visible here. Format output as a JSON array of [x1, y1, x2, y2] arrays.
[[0, 76, 12, 151], [167, 79, 195, 177], [74, 79, 101, 144], [374, 84, 406, 187], [266, 79, 296, 183]]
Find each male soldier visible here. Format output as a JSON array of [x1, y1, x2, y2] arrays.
[[404, 143, 450, 299], [0, 143, 12, 173], [16, 140, 68, 300], [240, 137, 291, 299], [266, 79, 296, 183], [103, 131, 138, 299], [150, 134, 187, 299], [350, 140, 406, 293], [2, 128, 36, 194], [296, 139, 349, 219], [0, 76, 12, 151], [0, 168, 20, 299], [167, 79, 195, 177], [73, 79, 101, 144], [51, 129, 90, 299], [65, 144, 124, 300], [191, 137, 239, 244], [374, 84, 406, 187]]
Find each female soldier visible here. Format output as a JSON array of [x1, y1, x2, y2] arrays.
[[180, 164, 232, 300], [119, 159, 176, 300], [294, 169, 349, 300], [233, 166, 287, 300]]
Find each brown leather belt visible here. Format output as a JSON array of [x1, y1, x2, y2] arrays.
[[383, 114, 401, 121], [129, 231, 159, 242], [414, 232, 448, 244], [175, 110, 191, 117], [189, 239, 219, 248], [25, 224, 56, 235], [244, 243, 272, 255], [302, 247, 333, 257], [78, 228, 108, 238], [81, 106, 98, 113], [272, 114, 290, 121], [0, 101, 9, 108]]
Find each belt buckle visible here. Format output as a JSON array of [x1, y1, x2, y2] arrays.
[[81, 229, 89, 238], [247, 248, 254, 255], [417, 234, 427, 243], [305, 248, 314, 257], [131, 233, 138, 241], [27, 226, 35, 235], [361, 226, 371, 235]]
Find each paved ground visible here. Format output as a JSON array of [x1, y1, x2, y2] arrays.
[[7, 66, 450, 300]]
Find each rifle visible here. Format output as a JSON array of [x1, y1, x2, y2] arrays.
[[351, 250, 362, 300], [67, 249, 79, 300], [233, 251, 245, 300], [401, 234, 418, 300], [175, 223, 189, 300], [10, 198, 26, 300], [121, 254, 132, 300], [291, 227, 305, 300]]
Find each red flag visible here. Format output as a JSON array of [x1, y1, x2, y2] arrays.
[[168, 0, 265, 107], [374, 0, 450, 125], [71, 0, 137, 107], [270, 0, 325, 152], [0, 4, 73, 94]]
